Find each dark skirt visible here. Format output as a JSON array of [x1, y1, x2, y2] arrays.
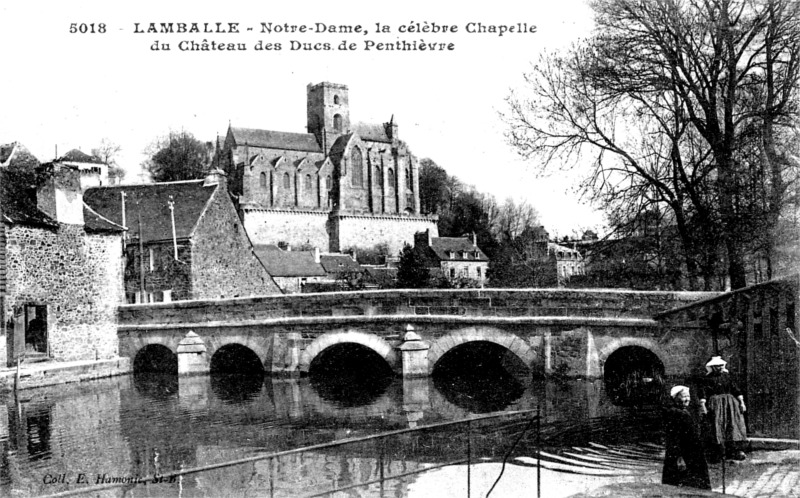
[[708, 394, 747, 444]]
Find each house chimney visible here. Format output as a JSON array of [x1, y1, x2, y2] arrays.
[[350, 249, 357, 262], [472, 232, 477, 246], [413, 229, 431, 248], [37, 163, 84, 225], [314, 247, 320, 263]]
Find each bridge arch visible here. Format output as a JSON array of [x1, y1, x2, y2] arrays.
[[597, 337, 668, 375], [299, 331, 399, 374], [428, 327, 536, 374], [204, 333, 272, 371]]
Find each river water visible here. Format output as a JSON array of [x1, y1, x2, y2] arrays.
[[0, 371, 666, 497]]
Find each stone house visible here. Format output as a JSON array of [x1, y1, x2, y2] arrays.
[[53, 149, 109, 190], [413, 230, 489, 285], [548, 242, 586, 286], [253, 245, 327, 294], [83, 171, 281, 303], [215, 82, 439, 256], [0, 158, 126, 366]]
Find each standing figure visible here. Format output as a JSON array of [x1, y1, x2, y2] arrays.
[[662, 385, 711, 489], [699, 356, 748, 461]]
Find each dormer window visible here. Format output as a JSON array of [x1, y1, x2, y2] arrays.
[[461, 251, 468, 259], [449, 251, 455, 259], [473, 251, 480, 259]]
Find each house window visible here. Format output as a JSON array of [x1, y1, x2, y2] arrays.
[[450, 268, 456, 278], [305, 174, 312, 192], [163, 290, 173, 303], [260, 172, 267, 188], [283, 172, 290, 189], [477, 267, 482, 278], [351, 148, 363, 187], [334, 114, 343, 133], [149, 247, 155, 271], [334, 95, 340, 105]]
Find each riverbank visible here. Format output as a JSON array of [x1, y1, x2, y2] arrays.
[[0, 357, 131, 391]]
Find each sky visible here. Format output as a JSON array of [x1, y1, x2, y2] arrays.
[[0, 0, 603, 237]]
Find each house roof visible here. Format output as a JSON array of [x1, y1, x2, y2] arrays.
[[0, 168, 123, 233], [354, 122, 392, 143], [230, 127, 322, 153], [319, 254, 362, 273], [0, 142, 41, 169], [0, 168, 58, 228], [82, 203, 126, 233], [83, 180, 217, 243], [252, 246, 326, 277], [57, 149, 104, 164], [429, 237, 489, 262], [327, 133, 353, 166]]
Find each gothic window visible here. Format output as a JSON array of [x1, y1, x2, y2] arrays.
[[334, 95, 340, 105], [326, 175, 332, 190], [375, 165, 383, 185], [351, 148, 363, 187], [334, 114, 343, 133], [405, 167, 412, 189], [259, 172, 267, 188], [388, 168, 395, 187], [283, 172, 290, 189], [304, 174, 312, 192]]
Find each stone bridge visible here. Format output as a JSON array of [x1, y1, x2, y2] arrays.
[[118, 288, 720, 380]]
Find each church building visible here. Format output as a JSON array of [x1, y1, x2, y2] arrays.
[[216, 82, 438, 255]]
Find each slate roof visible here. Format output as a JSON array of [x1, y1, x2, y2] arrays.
[[319, 254, 362, 273], [83, 180, 217, 243], [354, 122, 392, 143], [327, 134, 353, 166], [230, 127, 322, 153], [0, 169, 58, 228], [429, 237, 489, 262], [57, 149, 104, 164], [253, 246, 326, 277], [0, 168, 123, 233], [83, 203, 126, 233]]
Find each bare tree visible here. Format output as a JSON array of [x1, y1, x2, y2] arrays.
[[91, 138, 126, 184], [507, 0, 800, 289]]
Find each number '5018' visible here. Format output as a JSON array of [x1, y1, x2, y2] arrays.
[[69, 23, 106, 33]]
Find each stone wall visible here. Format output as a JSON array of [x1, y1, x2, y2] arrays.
[[125, 241, 193, 301], [191, 186, 281, 299], [242, 208, 331, 250], [2, 224, 123, 364], [657, 275, 800, 439], [333, 214, 438, 255]]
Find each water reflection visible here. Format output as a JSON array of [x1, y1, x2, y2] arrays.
[[0, 369, 664, 497], [210, 373, 264, 404], [133, 372, 178, 399]]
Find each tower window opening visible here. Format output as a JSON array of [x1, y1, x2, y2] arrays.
[[334, 114, 343, 133]]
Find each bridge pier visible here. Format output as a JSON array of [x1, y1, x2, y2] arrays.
[[397, 326, 430, 378], [177, 331, 209, 376]]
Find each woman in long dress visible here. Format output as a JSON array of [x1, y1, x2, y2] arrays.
[[698, 356, 748, 461], [662, 385, 711, 489]]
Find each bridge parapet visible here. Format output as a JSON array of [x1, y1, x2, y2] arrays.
[[119, 288, 719, 327]]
